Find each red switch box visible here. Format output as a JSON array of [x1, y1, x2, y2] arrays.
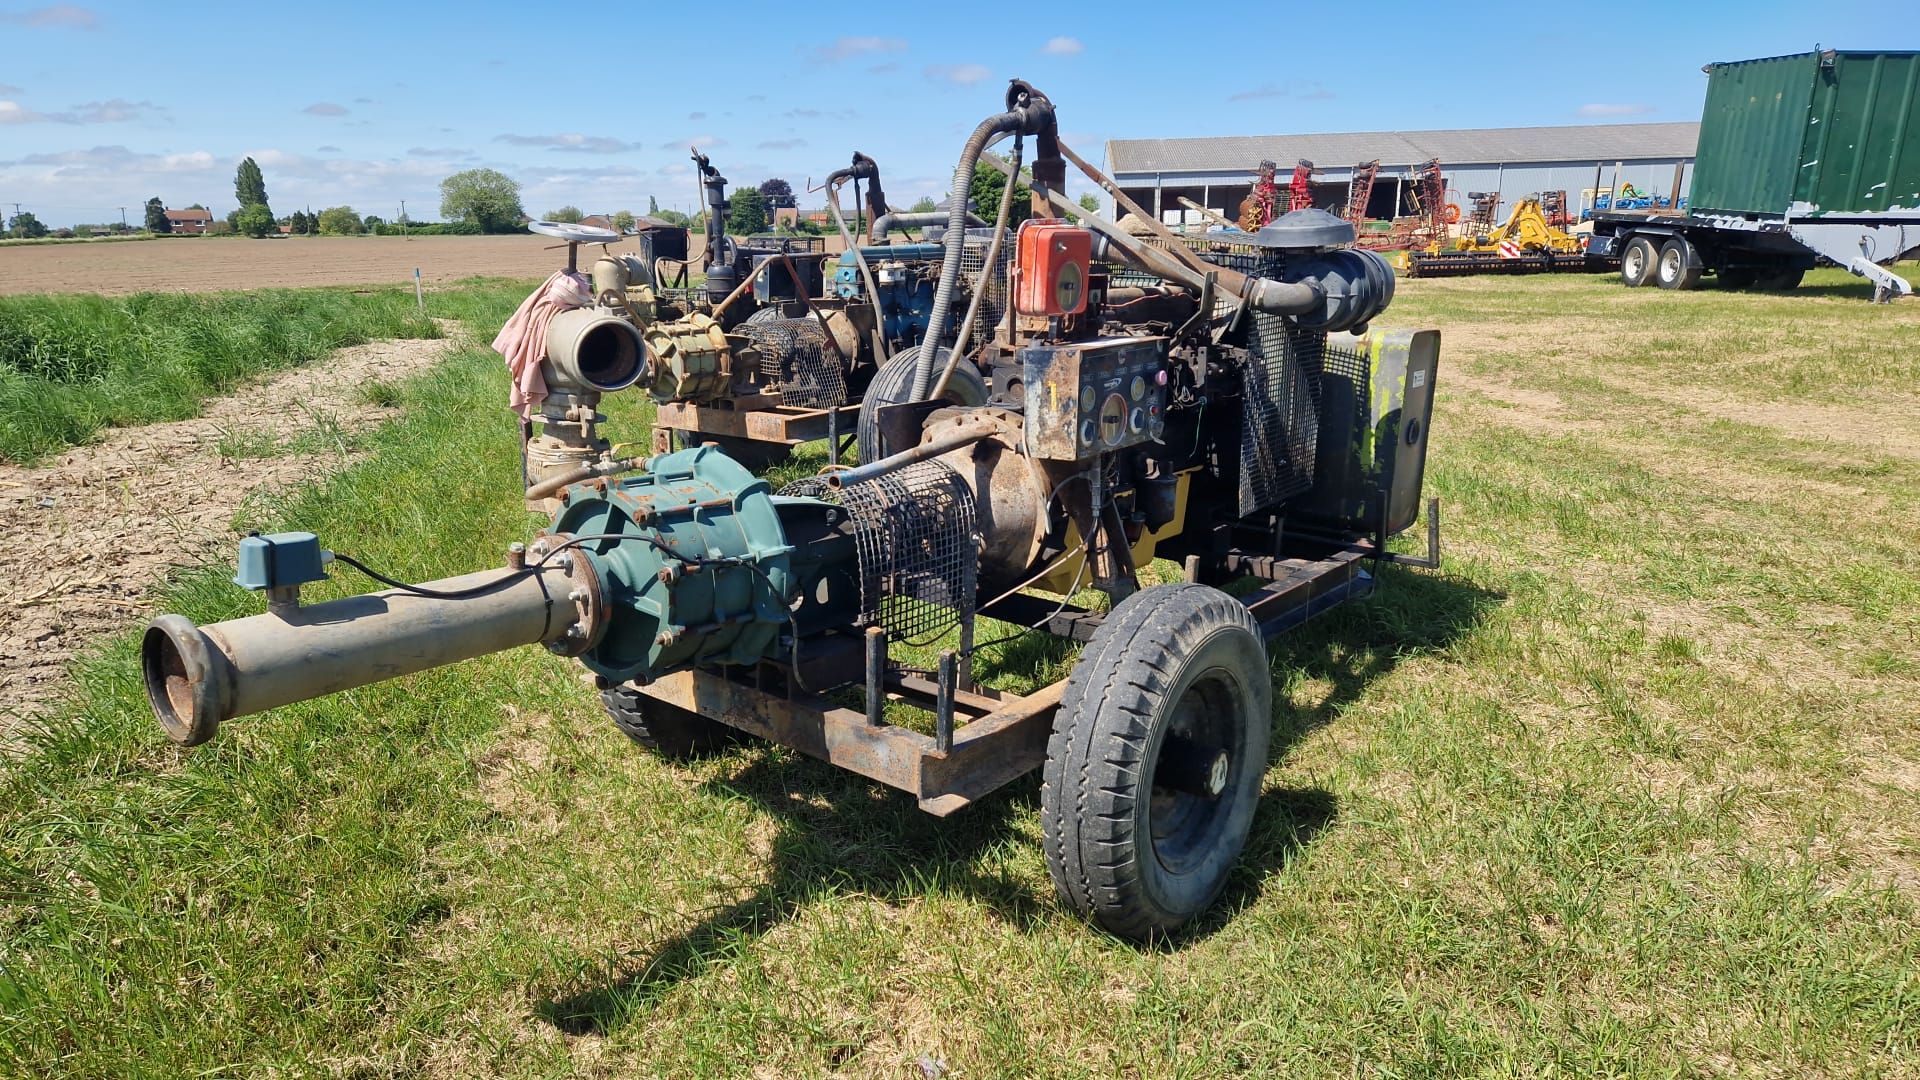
[[1012, 220, 1092, 317]]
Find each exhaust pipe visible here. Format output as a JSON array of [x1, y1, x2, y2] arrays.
[[142, 561, 583, 746]]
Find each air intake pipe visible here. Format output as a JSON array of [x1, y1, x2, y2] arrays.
[[868, 210, 990, 238], [821, 152, 892, 243], [909, 80, 1060, 400]]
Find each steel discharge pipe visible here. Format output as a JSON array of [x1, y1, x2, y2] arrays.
[[143, 562, 581, 746]]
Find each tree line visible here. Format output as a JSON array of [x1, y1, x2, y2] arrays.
[[38, 158, 1104, 243]]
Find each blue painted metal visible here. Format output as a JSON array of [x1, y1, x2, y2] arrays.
[[833, 245, 940, 345], [232, 532, 327, 591], [550, 444, 803, 685]]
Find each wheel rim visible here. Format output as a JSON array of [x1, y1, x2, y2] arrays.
[[1624, 245, 1645, 278], [1147, 666, 1244, 876], [1659, 248, 1680, 281]]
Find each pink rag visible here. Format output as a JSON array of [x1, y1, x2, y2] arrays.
[[491, 270, 592, 418]]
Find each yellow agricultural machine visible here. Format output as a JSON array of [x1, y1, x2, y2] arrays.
[[1395, 192, 1613, 278]]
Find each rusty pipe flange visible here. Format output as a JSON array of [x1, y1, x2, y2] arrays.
[[529, 532, 610, 657], [143, 613, 235, 746]]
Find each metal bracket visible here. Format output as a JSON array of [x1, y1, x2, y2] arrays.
[[1379, 497, 1442, 570]]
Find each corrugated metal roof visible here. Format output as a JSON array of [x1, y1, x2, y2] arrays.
[[1107, 122, 1700, 175]]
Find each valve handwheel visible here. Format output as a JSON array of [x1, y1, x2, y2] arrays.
[[529, 220, 621, 244]]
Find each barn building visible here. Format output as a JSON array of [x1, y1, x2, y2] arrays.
[[1105, 122, 1700, 229]]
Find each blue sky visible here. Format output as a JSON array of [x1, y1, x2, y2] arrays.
[[0, 1, 1907, 227]]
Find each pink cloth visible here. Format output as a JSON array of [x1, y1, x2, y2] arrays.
[[491, 270, 592, 418]]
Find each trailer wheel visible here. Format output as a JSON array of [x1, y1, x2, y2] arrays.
[[1657, 238, 1702, 290], [601, 684, 741, 760], [1718, 267, 1758, 289], [1620, 236, 1658, 287], [1756, 267, 1805, 291], [855, 346, 988, 460], [1043, 583, 1271, 940]]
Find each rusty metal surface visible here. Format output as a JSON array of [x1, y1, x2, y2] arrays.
[[640, 667, 1062, 815], [654, 401, 860, 445]]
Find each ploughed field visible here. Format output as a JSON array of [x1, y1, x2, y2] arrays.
[[0, 267, 1915, 1077], [0, 234, 621, 295]]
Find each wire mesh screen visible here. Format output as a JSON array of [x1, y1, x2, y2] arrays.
[[959, 234, 1012, 336], [737, 316, 846, 409], [834, 460, 977, 643], [1239, 313, 1325, 516]]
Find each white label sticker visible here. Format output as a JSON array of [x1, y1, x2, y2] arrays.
[[1410, 368, 1427, 389]]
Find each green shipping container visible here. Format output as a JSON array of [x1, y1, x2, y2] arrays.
[[1690, 49, 1920, 219]]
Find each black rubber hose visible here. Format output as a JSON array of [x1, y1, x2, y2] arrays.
[[909, 82, 1057, 401]]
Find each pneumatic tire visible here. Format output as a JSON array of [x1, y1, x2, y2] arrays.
[[1657, 238, 1702, 290], [1620, 236, 1658, 287], [854, 347, 988, 461], [600, 684, 740, 760], [1042, 584, 1272, 941], [1756, 267, 1805, 291]]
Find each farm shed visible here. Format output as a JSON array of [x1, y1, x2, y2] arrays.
[[1106, 122, 1700, 228]]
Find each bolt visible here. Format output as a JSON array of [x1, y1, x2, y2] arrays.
[[565, 624, 584, 639], [568, 587, 588, 603]]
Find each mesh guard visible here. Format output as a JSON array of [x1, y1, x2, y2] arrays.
[[738, 316, 847, 409], [781, 462, 977, 643]]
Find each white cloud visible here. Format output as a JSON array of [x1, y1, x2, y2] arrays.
[[0, 4, 97, 29], [808, 35, 907, 63], [0, 83, 20, 95], [925, 63, 991, 86], [1041, 36, 1082, 55], [303, 102, 349, 116], [0, 96, 164, 124], [757, 138, 807, 151], [657, 134, 723, 151], [1228, 80, 1333, 102], [1577, 103, 1654, 118], [495, 132, 642, 154]]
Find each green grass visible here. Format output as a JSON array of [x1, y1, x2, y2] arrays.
[[0, 286, 444, 464], [1, 272, 1917, 1076]]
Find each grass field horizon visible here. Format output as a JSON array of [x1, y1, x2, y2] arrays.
[[0, 269, 1915, 1076]]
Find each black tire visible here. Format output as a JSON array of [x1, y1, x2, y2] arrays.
[[1620, 236, 1658, 287], [742, 304, 786, 325], [1755, 267, 1805, 291], [600, 684, 740, 760], [1656, 238, 1702, 290], [854, 346, 988, 461], [1042, 583, 1272, 940], [1718, 267, 1758, 289]]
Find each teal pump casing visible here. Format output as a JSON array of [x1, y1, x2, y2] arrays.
[[552, 444, 797, 685]]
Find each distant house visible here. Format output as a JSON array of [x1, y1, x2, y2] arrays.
[[164, 208, 213, 235]]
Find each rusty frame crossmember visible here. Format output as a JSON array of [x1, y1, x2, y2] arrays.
[[653, 399, 861, 456], [630, 546, 1375, 816]]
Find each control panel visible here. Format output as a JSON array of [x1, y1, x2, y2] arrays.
[[1020, 336, 1169, 461]]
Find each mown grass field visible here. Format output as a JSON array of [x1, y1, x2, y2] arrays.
[[1, 268, 1916, 1077]]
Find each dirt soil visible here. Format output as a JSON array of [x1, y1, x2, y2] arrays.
[[0, 235, 600, 295], [0, 327, 466, 731], [0, 231, 840, 296]]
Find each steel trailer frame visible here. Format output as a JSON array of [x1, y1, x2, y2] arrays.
[[623, 507, 1440, 816]]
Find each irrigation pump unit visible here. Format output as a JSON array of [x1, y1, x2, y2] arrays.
[[142, 82, 1443, 940]]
